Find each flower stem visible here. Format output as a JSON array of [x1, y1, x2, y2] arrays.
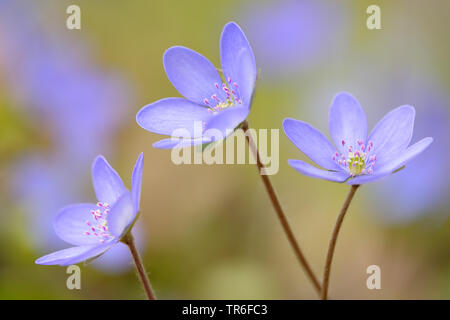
[[242, 120, 322, 296], [122, 232, 156, 300], [321, 184, 360, 300]]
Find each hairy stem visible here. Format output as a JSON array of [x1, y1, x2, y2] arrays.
[[242, 120, 322, 296], [321, 184, 360, 300], [122, 232, 156, 300]]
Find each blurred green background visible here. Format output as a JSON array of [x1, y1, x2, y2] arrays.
[[0, 0, 449, 299]]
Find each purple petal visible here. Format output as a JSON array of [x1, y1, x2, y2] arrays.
[[90, 242, 132, 273], [153, 136, 213, 149], [348, 137, 433, 185], [368, 105, 415, 167], [136, 98, 212, 138], [328, 92, 368, 153], [163, 46, 226, 105], [288, 159, 348, 182], [91, 156, 127, 205], [283, 118, 341, 170], [131, 153, 144, 213], [53, 203, 105, 246], [35, 241, 116, 266], [107, 191, 136, 238], [92, 224, 145, 273], [203, 106, 249, 138], [220, 22, 257, 108]]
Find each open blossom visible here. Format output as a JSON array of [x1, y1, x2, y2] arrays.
[[136, 22, 257, 149], [35, 153, 144, 266], [283, 92, 433, 184]]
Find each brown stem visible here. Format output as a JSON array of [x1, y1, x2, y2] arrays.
[[321, 184, 360, 300], [242, 120, 322, 296], [122, 232, 156, 300]]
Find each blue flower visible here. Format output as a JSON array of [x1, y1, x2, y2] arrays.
[[136, 22, 257, 149], [1, 0, 136, 272], [283, 92, 433, 184], [35, 153, 144, 266], [370, 95, 450, 222]]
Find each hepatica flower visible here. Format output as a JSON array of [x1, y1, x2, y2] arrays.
[[283, 92, 433, 184], [36, 153, 144, 266], [136, 22, 257, 148]]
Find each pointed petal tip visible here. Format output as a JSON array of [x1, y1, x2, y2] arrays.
[[163, 45, 190, 59], [135, 100, 164, 131], [282, 117, 296, 128], [131, 152, 144, 213], [333, 91, 357, 99], [92, 155, 107, 166], [282, 118, 311, 133], [35, 242, 116, 267], [223, 21, 242, 32], [152, 139, 176, 149], [389, 104, 416, 118], [330, 92, 363, 112], [162, 46, 192, 70], [91, 155, 109, 179], [287, 159, 348, 183], [397, 104, 415, 111], [35, 256, 64, 266], [91, 155, 113, 178], [91, 154, 127, 205], [135, 105, 147, 128]]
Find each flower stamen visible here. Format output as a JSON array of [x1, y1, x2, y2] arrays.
[[332, 139, 377, 177], [205, 77, 243, 113], [83, 202, 113, 243]]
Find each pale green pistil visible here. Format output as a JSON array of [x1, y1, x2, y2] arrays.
[[333, 139, 377, 177], [348, 152, 366, 176]]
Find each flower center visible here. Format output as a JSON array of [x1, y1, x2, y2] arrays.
[[203, 77, 243, 113], [332, 139, 377, 177], [83, 202, 113, 243]]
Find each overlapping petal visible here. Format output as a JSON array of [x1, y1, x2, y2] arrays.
[[107, 191, 136, 238], [220, 22, 257, 108], [368, 105, 415, 167], [283, 118, 341, 171], [91, 156, 127, 205], [204, 106, 249, 139], [329, 92, 368, 154], [136, 98, 212, 138], [53, 203, 103, 246], [35, 240, 116, 266], [288, 159, 349, 182], [153, 136, 213, 149], [348, 137, 433, 185], [131, 153, 144, 213], [163, 46, 226, 105]]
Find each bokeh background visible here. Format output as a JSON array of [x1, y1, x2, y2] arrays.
[[0, 0, 449, 299]]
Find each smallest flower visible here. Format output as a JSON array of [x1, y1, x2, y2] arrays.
[[283, 92, 433, 184], [35, 153, 144, 266]]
